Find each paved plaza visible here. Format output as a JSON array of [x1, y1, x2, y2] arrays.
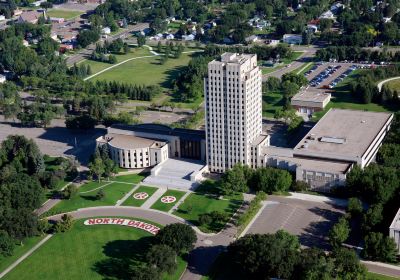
[[143, 158, 206, 190]]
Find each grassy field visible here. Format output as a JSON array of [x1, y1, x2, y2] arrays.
[[151, 189, 186, 212], [385, 79, 400, 91], [89, 51, 196, 90], [2, 219, 186, 280], [367, 272, 400, 280], [313, 69, 399, 120], [82, 47, 152, 74], [113, 173, 147, 184], [262, 90, 285, 118], [46, 9, 82, 19], [0, 235, 45, 273], [49, 182, 134, 214], [174, 190, 243, 233], [122, 185, 158, 207]]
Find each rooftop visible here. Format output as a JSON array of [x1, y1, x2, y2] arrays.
[[294, 109, 393, 159], [275, 156, 351, 173], [292, 90, 331, 103], [110, 123, 205, 142], [209, 52, 255, 66], [104, 134, 166, 150], [390, 208, 400, 230]]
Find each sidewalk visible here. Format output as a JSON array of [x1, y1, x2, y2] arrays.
[[141, 187, 166, 209], [288, 192, 348, 207]]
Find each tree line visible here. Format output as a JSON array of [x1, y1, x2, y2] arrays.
[[316, 46, 400, 62], [0, 135, 76, 257]]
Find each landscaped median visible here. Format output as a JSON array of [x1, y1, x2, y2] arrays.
[[1, 218, 187, 280], [122, 185, 158, 207], [151, 190, 186, 212], [235, 191, 267, 236]]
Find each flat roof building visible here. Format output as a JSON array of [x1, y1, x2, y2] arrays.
[[390, 208, 400, 253], [291, 90, 331, 115], [294, 109, 393, 168]]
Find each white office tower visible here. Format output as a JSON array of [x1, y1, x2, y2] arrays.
[[205, 53, 266, 173]]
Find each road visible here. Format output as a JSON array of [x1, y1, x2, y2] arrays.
[[66, 22, 149, 66], [44, 196, 400, 279], [47, 205, 244, 280], [262, 45, 318, 80]]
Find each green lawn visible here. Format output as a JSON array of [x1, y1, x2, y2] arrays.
[[113, 173, 146, 184], [367, 272, 400, 280], [151, 189, 186, 212], [90, 52, 196, 90], [49, 182, 134, 215], [294, 62, 315, 75], [46, 9, 82, 19], [122, 185, 158, 207], [262, 90, 285, 118], [0, 235, 46, 273], [313, 69, 399, 120], [82, 47, 152, 74], [2, 219, 186, 280], [174, 190, 243, 233]]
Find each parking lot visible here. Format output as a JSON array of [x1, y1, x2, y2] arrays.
[[247, 196, 344, 249], [305, 63, 364, 88]]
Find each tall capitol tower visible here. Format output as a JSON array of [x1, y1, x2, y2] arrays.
[[204, 53, 268, 173]]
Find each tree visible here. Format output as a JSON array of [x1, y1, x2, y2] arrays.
[[227, 231, 300, 279], [62, 184, 78, 199], [156, 223, 197, 254], [221, 164, 249, 195], [252, 167, 292, 194], [55, 214, 74, 233], [0, 230, 14, 257], [130, 265, 160, 280], [329, 217, 350, 249], [96, 189, 105, 200], [65, 115, 97, 130], [333, 248, 367, 279], [137, 35, 146, 47], [146, 244, 177, 274], [89, 157, 105, 182], [362, 232, 398, 263], [347, 197, 363, 218], [199, 213, 212, 226]]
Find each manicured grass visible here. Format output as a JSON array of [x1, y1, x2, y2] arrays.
[[296, 62, 315, 75], [82, 47, 152, 74], [151, 189, 186, 212], [2, 218, 186, 280], [174, 191, 243, 233], [90, 52, 196, 90], [49, 182, 134, 214], [385, 79, 400, 91], [46, 9, 82, 19], [262, 90, 284, 118], [113, 173, 146, 184], [313, 69, 400, 120], [0, 235, 46, 273], [122, 185, 158, 207], [367, 272, 400, 280]]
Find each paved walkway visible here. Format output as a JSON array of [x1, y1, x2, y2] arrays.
[[377, 76, 400, 91], [169, 190, 192, 214], [0, 234, 53, 279], [141, 187, 166, 209], [83, 49, 203, 81], [115, 184, 140, 206]]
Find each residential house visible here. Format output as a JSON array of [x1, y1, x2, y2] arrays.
[[18, 10, 44, 24], [0, 74, 6, 84], [282, 34, 302, 44]]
